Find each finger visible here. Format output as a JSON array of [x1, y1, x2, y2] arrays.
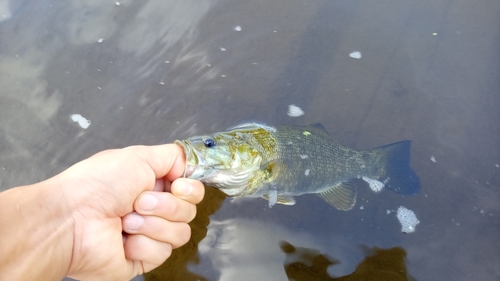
[[153, 178, 165, 192], [123, 234, 173, 272], [123, 144, 186, 182], [134, 191, 197, 222], [122, 213, 191, 248], [170, 178, 205, 204]]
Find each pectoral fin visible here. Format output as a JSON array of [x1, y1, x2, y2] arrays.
[[317, 182, 357, 210], [262, 191, 296, 207], [276, 195, 296, 205]]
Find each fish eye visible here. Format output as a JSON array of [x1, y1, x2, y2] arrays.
[[204, 138, 216, 148]]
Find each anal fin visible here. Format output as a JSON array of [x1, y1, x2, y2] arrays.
[[317, 182, 357, 210]]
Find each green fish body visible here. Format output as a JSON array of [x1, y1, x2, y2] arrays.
[[175, 123, 420, 210]]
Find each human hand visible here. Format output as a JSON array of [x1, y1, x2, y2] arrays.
[[56, 144, 204, 280]]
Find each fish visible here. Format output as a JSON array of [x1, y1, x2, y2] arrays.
[[175, 123, 420, 210]]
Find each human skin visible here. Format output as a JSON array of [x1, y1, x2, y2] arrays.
[[0, 144, 205, 281]]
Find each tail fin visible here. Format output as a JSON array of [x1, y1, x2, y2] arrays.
[[373, 141, 420, 195]]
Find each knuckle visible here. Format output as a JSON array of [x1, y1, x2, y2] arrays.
[[176, 224, 192, 247], [187, 204, 197, 222], [163, 194, 180, 217], [160, 242, 173, 257]]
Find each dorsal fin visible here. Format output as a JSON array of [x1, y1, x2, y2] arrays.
[[317, 182, 357, 210], [309, 123, 329, 133], [298, 123, 331, 138], [227, 123, 276, 133]]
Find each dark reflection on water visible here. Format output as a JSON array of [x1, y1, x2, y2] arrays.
[[145, 187, 226, 281], [1, 0, 499, 280], [281, 241, 412, 281]]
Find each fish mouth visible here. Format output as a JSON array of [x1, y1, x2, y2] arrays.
[[174, 140, 199, 178]]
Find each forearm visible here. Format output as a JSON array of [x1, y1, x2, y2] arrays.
[[0, 179, 74, 280]]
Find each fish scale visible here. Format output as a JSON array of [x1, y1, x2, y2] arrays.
[[268, 125, 371, 194]]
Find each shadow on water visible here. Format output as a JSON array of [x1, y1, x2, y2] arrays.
[[144, 187, 226, 281], [281, 241, 414, 281], [148, 222, 415, 281]]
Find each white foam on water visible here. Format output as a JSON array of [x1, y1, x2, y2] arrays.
[[304, 169, 310, 176], [361, 176, 384, 192], [299, 154, 308, 159], [234, 26, 242, 31], [430, 156, 437, 162], [287, 104, 304, 117], [71, 114, 91, 129], [349, 51, 362, 59], [396, 206, 420, 233]]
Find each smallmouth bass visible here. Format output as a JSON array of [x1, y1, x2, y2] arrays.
[[175, 123, 420, 210]]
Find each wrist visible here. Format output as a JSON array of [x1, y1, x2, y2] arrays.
[[0, 178, 74, 280]]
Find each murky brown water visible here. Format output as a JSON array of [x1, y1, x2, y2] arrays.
[[1, 0, 498, 280]]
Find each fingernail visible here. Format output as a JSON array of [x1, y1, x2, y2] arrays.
[[178, 182, 193, 196], [138, 193, 157, 211], [124, 213, 144, 231]]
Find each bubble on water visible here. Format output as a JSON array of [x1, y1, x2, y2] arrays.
[[71, 114, 91, 129], [396, 206, 420, 233], [287, 105, 304, 117], [349, 51, 362, 59]]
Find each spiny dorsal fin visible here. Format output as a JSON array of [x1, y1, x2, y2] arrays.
[[298, 123, 331, 138], [309, 123, 329, 133], [317, 182, 357, 210]]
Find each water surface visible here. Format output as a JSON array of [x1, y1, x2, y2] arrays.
[[0, 0, 498, 280]]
